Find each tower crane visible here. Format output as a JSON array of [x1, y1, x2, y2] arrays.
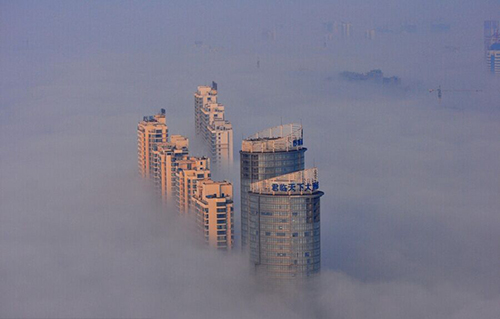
[[429, 85, 482, 102]]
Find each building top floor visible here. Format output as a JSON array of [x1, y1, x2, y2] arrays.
[[242, 123, 304, 153]]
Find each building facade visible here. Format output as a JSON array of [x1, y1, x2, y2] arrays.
[[487, 43, 500, 74], [194, 83, 233, 171], [194, 83, 218, 136], [137, 109, 169, 178], [240, 124, 306, 249], [150, 135, 189, 203], [248, 168, 323, 278], [175, 156, 211, 215], [192, 180, 234, 250]]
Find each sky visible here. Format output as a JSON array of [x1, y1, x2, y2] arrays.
[[1, 1, 500, 318]]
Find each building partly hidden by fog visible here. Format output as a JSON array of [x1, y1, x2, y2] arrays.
[[241, 124, 323, 278], [138, 109, 234, 250], [194, 82, 234, 173]]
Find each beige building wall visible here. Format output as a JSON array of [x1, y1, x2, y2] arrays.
[[192, 180, 234, 250], [175, 157, 211, 215], [194, 85, 218, 136], [150, 135, 189, 203], [137, 109, 168, 178], [194, 85, 233, 172]]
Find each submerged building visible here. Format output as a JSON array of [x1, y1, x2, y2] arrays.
[[194, 83, 233, 172], [137, 109, 169, 178], [248, 168, 323, 278], [240, 124, 306, 249]]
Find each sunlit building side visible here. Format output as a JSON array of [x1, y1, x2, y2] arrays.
[[150, 135, 189, 203], [192, 180, 234, 250], [248, 168, 323, 278], [240, 124, 306, 249], [137, 109, 169, 178], [175, 156, 211, 215], [194, 83, 233, 171], [194, 84, 218, 136]]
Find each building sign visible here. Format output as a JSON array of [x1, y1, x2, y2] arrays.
[[271, 181, 319, 193], [292, 138, 303, 147]]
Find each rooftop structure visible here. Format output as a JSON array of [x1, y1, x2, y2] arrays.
[[241, 123, 304, 153]]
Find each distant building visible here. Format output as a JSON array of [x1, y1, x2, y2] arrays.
[[248, 168, 323, 278], [240, 124, 306, 249], [150, 135, 189, 203], [192, 180, 234, 250], [175, 156, 211, 215], [484, 20, 499, 53], [487, 43, 500, 74], [341, 22, 352, 37], [194, 83, 233, 172], [137, 109, 168, 179], [365, 29, 375, 40], [340, 69, 401, 86]]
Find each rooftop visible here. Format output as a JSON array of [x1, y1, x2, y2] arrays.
[[241, 123, 303, 153]]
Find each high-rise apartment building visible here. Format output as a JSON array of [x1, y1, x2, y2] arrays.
[[194, 83, 233, 171], [487, 43, 500, 74], [194, 83, 218, 136], [240, 124, 306, 249], [175, 156, 211, 214], [248, 168, 323, 278], [150, 135, 189, 203], [137, 109, 169, 178], [192, 180, 234, 250]]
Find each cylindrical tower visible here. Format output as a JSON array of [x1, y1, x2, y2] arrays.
[[240, 124, 306, 249]]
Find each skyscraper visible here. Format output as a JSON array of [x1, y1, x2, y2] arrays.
[[192, 180, 234, 250], [248, 168, 323, 278], [240, 124, 306, 249], [194, 83, 233, 171], [137, 109, 169, 179], [194, 83, 218, 136], [150, 135, 189, 203], [175, 156, 211, 215]]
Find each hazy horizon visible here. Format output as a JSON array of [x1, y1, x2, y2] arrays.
[[1, 1, 500, 318]]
